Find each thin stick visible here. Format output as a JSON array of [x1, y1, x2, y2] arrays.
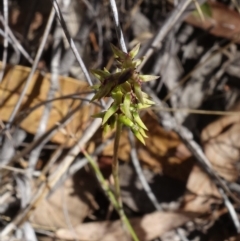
[[0, 15, 34, 64], [6, 8, 56, 128], [50, 0, 93, 86], [0, 0, 9, 83], [129, 131, 162, 210], [0, 28, 20, 63], [138, 0, 194, 70], [192, 0, 205, 22], [8, 102, 84, 165], [109, 0, 127, 53], [28, 13, 62, 175], [129, 131, 189, 241], [150, 106, 240, 116], [218, 188, 240, 233], [163, 41, 234, 102], [47, 137, 114, 196]]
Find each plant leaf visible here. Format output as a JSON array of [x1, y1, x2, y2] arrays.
[[129, 43, 140, 59], [133, 111, 148, 130], [118, 114, 134, 128], [120, 81, 131, 93], [120, 93, 132, 119], [103, 124, 111, 135], [90, 69, 110, 82], [91, 86, 110, 101], [139, 127, 148, 138], [102, 103, 119, 125], [139, 75, 160, 82], [110, 43, 127, 59], [132, 127, 145, 145], [133, 82, 144, 104], [143, 98, 155, 105]]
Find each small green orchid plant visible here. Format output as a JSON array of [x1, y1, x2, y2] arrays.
[[89, 44, 158, 241], [91, 43, 158, 145]]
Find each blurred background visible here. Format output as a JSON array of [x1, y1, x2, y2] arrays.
[[0, 0, 240, 240]]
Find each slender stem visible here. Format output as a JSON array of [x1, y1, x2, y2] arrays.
[[7, 7, 55, 127], [82, 149, 139, 241], [112, 119, 122, 206], [50, 0, 93, 86], [0, 0, 9, 83], [109, 0, 127, 53]]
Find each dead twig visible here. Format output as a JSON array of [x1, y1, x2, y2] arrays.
[[50, 0, 93, 86], [0, 0, 9, 83]]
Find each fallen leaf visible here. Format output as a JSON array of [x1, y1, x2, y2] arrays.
[[182, 103, 240, 213], [31, 169, 98, 229], [201, 103, 240, 182], [56, 210, 197, 241], [185, 1, 240, 42], [181, 165, 221, 214], [0, 63, 96, 146]]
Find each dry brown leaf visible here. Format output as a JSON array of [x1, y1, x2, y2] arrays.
[[182, 103, 240, 213], [0, 63, 96, 147], [181, 165, 221, 213], [185, 1, 240, 42], [31, 170, 98, 229], [201, 104, 240, 182], [183, 104, 240, 213], [56, 211, 197, 241]]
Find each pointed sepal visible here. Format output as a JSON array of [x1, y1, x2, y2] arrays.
[[133, 111, 148, 130], [110, 43, 127, 59], [102, 103, 119, 125], [90, 69, 110, 82], [129, 43, 140, 59], [133, 82, 144, 104], [120, 93, 132, 119], [139, 75, 160, 82], [131, 127, 145, 145]]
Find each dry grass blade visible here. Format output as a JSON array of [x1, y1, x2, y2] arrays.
[[6, 8, 55, 127], [0, 0, 9, 83]]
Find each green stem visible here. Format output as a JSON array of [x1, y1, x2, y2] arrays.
[[82, 149, 139, 241], [113, 119, 122, 206]]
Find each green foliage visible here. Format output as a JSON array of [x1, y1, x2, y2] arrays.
[[91, 44, 159, 145]]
